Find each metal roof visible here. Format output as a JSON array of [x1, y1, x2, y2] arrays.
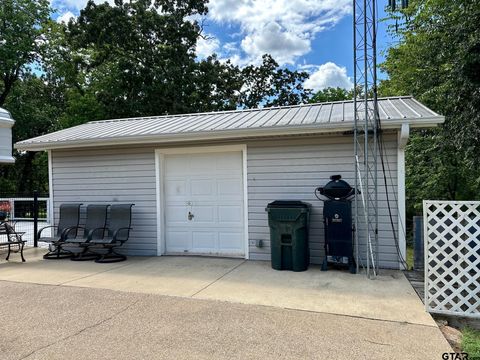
[[15, 96, 444, 151]]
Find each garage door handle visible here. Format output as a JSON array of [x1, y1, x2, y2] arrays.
[[188, 211, 194, 220]]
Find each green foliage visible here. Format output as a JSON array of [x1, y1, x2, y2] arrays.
[[462, 328, 480, 359], [239, 55, 311, 108], [405, 131, 479, 215], [43, 0, 310, 125], [57, 89, 106, 129], [0, 0, 51, 106], [0, 76, 64, 193], [186, 55, 241, 113], [406, 246, 413, 270], [5, 75, 64, 143], [0, 0, 55, 193], [381, 0, 480, 219], [309, 87, 353, 103], [0, 0, 312, 193], [50, 0, 207, 118]]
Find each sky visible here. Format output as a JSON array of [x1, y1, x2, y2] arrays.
[[51, 0, 394, 93]]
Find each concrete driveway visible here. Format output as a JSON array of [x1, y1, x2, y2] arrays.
[[0, 249, 451, 359]]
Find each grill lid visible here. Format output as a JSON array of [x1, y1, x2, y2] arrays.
[[316, 175, 355, 200]]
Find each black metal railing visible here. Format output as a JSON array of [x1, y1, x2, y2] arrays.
[[0, 191, 51, 248]]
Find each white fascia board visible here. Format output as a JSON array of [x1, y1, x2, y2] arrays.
[[15, 116, 445, 151], [398, 123, 410, 149], [0, 118, 15, 128], [0, 155, 15, 163]]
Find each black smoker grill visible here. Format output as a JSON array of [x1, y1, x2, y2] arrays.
[[315, 175, 356, 274]]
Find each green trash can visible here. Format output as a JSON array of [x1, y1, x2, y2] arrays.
[[265, 201, 311, 272]]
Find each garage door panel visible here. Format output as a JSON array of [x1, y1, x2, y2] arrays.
[[191, 179, 214, 196], [164, 149, 245, 257], [165, 155, 190, 173], [191, 205, 215, 223], [216, 152, 242, 170], [165, 205, 188, 223], [192, 231, 217, 251], [166, 231, 190, 252], [165, 180, 187, 196], [190, 154, 217, 172]]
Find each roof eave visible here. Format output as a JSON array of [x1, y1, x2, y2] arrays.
[[14, 116, 445, 151]]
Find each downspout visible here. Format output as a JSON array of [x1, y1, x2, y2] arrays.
[[397, 123, 409, 269]]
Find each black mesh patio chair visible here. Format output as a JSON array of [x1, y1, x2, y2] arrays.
[[38, 203, 82, 259], [67, 204, 109, 261], [86, 204, 134, 263]]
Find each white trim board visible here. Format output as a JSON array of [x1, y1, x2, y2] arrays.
[[397, 124, 409, 269], [154, 144, 249, 259], [47, 150, 54, 226]]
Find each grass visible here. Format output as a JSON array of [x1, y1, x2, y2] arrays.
[[462, 328, 480, 359], [406, 246, 414, 270]]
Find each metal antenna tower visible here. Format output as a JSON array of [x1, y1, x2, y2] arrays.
[[353, 0, 380, 278]]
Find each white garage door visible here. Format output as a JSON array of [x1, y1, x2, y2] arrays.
[[164, 150, 245, 257]]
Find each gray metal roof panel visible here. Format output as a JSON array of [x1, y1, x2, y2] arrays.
[[15, 97, 444, 150], [317, 104, 331, 123]]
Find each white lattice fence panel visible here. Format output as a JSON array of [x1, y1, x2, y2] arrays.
[[424, 201, 480, 318]]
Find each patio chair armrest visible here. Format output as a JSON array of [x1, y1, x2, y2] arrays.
[[112, 227, 132, 242], [61, 226, 84, 240], [38, 225, 57, 239], [86, 227, 107, 241], [6, 227, 24, 242]]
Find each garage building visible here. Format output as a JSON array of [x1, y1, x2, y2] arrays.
[[15, 97, 444, 269]]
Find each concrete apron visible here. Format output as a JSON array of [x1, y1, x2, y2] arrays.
[[0, 248, 435, 327]]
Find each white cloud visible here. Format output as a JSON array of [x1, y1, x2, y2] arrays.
[[240, 22, 310, 65], [56, 11, 76, 23], [51, 0, 352, 69], [304, 62, 353, 91], [196, 36, 220, 58], [223, 42, 238, 53], [207, 0, 351, 65], [51, 0, 115, 12]]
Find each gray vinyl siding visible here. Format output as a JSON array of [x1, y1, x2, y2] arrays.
[[51, 147, 157, 256], [50, 132, 400, 267], [246, 135, 400, 269]]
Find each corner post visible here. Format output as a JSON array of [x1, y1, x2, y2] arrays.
[[33, 190, 38, 247]]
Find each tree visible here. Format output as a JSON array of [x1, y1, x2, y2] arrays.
[[309, 87, 353, 103], [188, 55, 242, 112], [1, 0, 313, 194], [49, 0, 209, 120], [380, 0, 480, 215], [0, 75, 65, 193], [0, 0, 51, 106], [45, 1, 311, 124], [239, 55, 311, 108]]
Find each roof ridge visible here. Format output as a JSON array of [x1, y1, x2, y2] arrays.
[[88, 96, 414, 124]]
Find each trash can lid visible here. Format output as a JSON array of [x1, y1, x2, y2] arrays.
[[266, 200, 311, 209]]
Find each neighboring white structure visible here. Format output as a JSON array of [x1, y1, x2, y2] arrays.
[[0, 107, 15, 163], [15, 97, 444, 268]]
